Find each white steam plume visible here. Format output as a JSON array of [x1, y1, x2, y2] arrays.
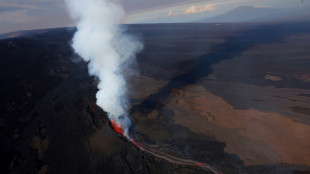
[[65, 0, 143, 137]]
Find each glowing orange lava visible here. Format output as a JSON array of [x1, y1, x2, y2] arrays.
[[196, 162, 203, 167], [110, 119, 125, 137], [109, 121, 223, 173], [129, 138, 223, 174], [130, 138, 139, 146]]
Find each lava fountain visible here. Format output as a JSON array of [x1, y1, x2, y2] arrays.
[[110, 119, 125, 137]]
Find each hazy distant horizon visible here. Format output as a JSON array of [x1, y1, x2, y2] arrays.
[[0, 0, 309, 34]]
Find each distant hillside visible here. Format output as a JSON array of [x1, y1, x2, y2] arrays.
[[0, 29, 50, 40], [0, 27, 74, 40], [199, 6, 310, 23]]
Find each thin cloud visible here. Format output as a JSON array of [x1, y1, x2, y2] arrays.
[[0, 0, 63, 10], [122, 0, 209, 13], [0, 9, 32, 23], [168, 10, 179, 16], [0, 2, 42, 10], [185, 4, 216, 14], [254, 4, 271, 8]]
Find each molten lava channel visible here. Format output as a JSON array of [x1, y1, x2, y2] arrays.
[[109, 119, 223, 174]]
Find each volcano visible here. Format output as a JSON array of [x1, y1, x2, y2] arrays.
[[1, 23, 310, 174]]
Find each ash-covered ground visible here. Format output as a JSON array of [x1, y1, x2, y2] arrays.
[[1, 23, 310, 174]]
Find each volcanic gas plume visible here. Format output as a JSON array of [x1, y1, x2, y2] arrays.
[[65, 0, 143, 138]]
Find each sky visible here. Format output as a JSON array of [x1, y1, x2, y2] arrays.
[[0, 0, 309, 34]]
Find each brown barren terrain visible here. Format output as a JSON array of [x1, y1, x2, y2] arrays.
[[169, 85, 310, 166]]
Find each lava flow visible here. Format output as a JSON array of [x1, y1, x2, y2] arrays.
[[110, 120, 224, 174], [110, 119, 125, 137]]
